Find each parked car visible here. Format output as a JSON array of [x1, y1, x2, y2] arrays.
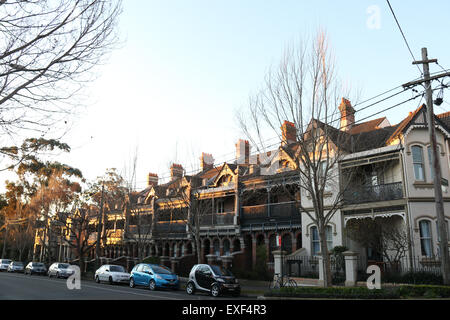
[[7, 261, 24, 273], [186, 264, 240, 297], [129, 263, 179, 291], [0, 259, 12, 272], [25, 262, 47, 275], [94, 264, 130, 284], [48, 262, 75, 278]]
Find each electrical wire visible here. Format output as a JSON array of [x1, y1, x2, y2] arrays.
[[386, 0, 423, 75], [133, 88, 429, 189]]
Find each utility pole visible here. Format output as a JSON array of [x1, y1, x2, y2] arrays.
[[1, 221, 8, 259], [95, 183, 105, 269], [405, 47, 450, 284]]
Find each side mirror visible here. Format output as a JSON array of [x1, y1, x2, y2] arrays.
[[145, 271, 153, 275], [105, 269, 109, 272]]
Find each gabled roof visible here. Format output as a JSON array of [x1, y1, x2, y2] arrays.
[[349, 117, 389, 134], [211, 162, 237, 187], [437, 111, 450, 129]]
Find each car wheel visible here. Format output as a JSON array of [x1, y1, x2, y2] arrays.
[[129, 278, 135, 288], [149, 279, 156, 291], [186, 282, 195, 295], [109, 276, 113, 285], [95, 275, 100, 283], [211, 284, 220, 297]]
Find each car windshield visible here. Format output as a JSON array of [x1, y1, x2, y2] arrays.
[[2, 260, 11, 264], [151, 265, 172, 275], [210, 265, 234, 277], [109, 266, 125, 272], [58, 264, 70, 269]]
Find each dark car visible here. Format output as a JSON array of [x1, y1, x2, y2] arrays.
[[186, 264, 240, 297], [25, 262, 47, 275]]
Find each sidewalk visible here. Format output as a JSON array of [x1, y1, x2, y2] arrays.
[[178, 277, 318, 298]]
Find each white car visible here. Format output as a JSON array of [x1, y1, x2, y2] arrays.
[[7, 261, 24, 273], [0, 259, 12, 271], [95, 264, 130, 284], [48, 262, 75, 278]]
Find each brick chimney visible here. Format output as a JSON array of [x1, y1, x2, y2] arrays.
[[235, 139, 250, 164], [147, 173, 158, 187], [281, 120, 297, 145], [170, 163, 184, 180], [339, 98, 355, 131], [200, 152, 214, 171]]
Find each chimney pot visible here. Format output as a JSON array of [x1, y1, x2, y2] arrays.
[[236, 139, 250, 164], [147, 173, 158, 187], [200, 152, 214, 171], [170, 163, 184, 180], [339, 98, 355, 131], [281, 120, 297, 145]]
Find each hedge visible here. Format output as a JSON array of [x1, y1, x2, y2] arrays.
[[265, 284, 450, 299]]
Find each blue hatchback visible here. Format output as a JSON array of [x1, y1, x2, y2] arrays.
[[129, 263, 179, 291]]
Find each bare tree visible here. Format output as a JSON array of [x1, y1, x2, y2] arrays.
[[162, 178, 212, 264], [0, 0, 122, 138], [237, 31, 356, 287], [58, 207, 96, 274], [346, 218, 410, 270]]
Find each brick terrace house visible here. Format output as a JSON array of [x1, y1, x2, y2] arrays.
[[32, 100, 450, 276]]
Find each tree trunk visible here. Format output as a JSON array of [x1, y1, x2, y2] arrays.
[[79, 257, 85, 275], [196, 237, 202, 264], [319, 227, 332, 287]]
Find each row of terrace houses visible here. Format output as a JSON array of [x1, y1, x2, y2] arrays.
[[33, 100, 450, 276]]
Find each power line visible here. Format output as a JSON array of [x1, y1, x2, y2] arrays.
[[386, 0, 423, 75], [133, 88, 428, 189]]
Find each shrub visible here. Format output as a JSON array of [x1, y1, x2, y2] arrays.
[[397, 285, 450, 298], [142, 256, 160, 264], [266, 286, 400, 299], [264, 284, 450, 299], [383, 271, 443, 285]]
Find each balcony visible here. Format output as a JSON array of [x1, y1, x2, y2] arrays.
[[343, 182, 403, 205], [241, 201, 299, 224], [199, 212, 235, 227], [152, 221, 187, 239], [127, 225, 151, 235]]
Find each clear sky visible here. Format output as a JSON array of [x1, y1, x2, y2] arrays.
[[6, 0, 450, 191]]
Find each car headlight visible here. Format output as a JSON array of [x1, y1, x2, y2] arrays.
[[155, 274, 163, 280], [216, 278, 225, 283]]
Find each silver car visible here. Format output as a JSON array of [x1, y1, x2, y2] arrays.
[[7, 261, 24, 273], [25, 262, 47, 275], [95, 264, 130, 284], [48, 262, 75, 278], [0, 259, 12, 272]]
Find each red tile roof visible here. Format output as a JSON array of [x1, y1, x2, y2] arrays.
[[349, 117, 387, 134]]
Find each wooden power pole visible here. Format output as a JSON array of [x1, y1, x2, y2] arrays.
[[95, 183, 105, 269], [406, 47, 450, 284]]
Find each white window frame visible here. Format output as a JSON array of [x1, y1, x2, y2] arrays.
[[412, 145, 425, 181], [419, 220, 433, 257]]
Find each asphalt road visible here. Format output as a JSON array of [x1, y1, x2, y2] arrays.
[[0, 271, 249, 300]]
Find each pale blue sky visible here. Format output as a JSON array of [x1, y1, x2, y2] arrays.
[[10, 0, 450, 190]]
